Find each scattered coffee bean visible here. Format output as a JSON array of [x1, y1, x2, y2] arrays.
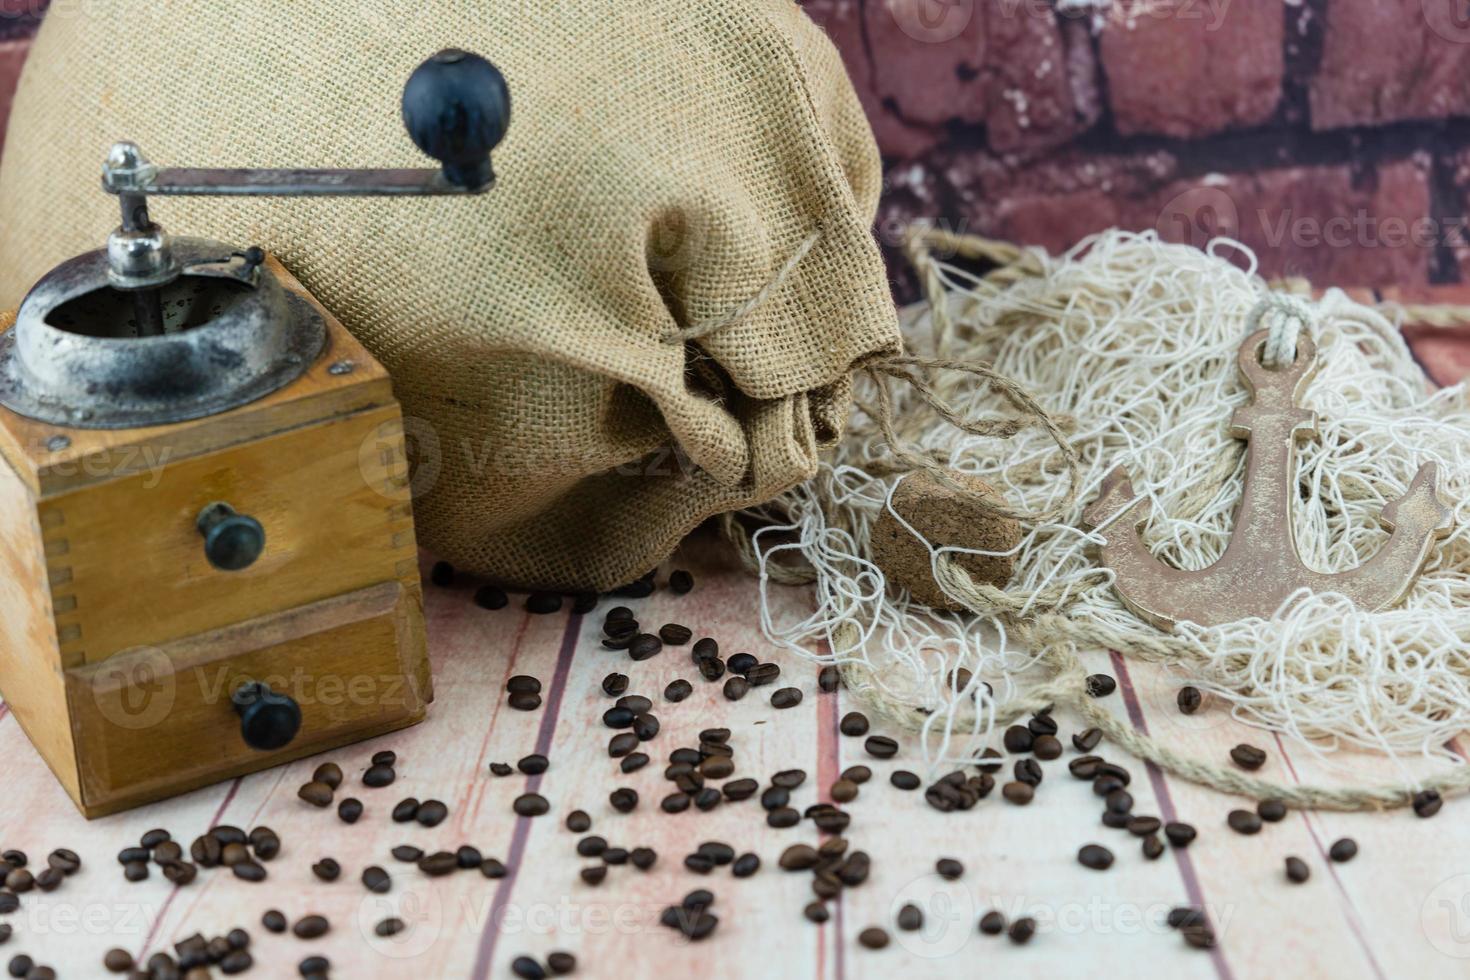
[[936, 858, 964, 880], [580, 866, 607, 886], [1414, 789, 1443, 818], [262, 910, 287, 934], [418, 852, 458, 877], [310, 858, 340, 882], [767, 807, 800, 828], [661, 793, 691, 814], [1002, 781, 1034, 805], [489, 762, 514, 777], [747, 663, 781, 686], [1008, 917, 1036, 944], [512, 956, 547, 980], [864, 736, 898, 759], [669, 570, 695, 594], [103, 948, 134, 973], [416, 801, 448, 827], [831, 779, 860, 802], [518, 754, 550, 776], [232, 860, 267, 882], [772, 769, 807, 789], [514, 794, 550, 817], [1003, 725, 1033, 753], [1227, 809, 1262, 835], [726, 652, 757, 675], [297, 781, 334, 808], [633, 713, 661, 740], [1072, 728, 1103, 752], [621, 752, 650, 774], [363, 866, 391, 893], [506, 675, 542, 696], [979, 911, 1006, 935], [372, 750, 397, 768], [293, 915, 329, 939], [312, 762, 343, 789], [1085, 673, 1117, 697], [526, 592, 563, 614], [391, 845, 424, 862], [659, 624, 693, 646], [391, 798, 420, 823], [375, 917, 406, 938], [1032, 734, 1063, 760], [566, 810, 591, 833], [723, 779, 759, 801], [1285, 856, 1310, 883], [601, 673, 629, 697], [1142, 835, 1165, 860], [300, 955, 331, 976], [1257, 799, 1287, 822], [838, 712, 869, 737], [732, 853, 760, 877], [481, 858, 508, 878], [474, 586, 508, 610], [842, 765, 872, 784], [1016, 758, 1044, 788], [610, 788, 639, 813], [804, 902, 830, 923], [858, 927, 889, 950], [771, 687, 803, 709], [699, 657, 727, 682], [1164, 822, 1197, 847], [818, 666, 841, 692], [429, 561, 454, 587], [897, 903, 923, 931], [1329, 838, 1358, 863], [363, 764, 397, 787], [1177, 686, 1203, 714], [664, 679, 693, 702], [631, 847, 658, 870], [337, 798, 363, 824], [1230, 743, 1267, 771], [1078, 844, 1114, 870], [1183, 924, 1217, 949], [508, 692, 543, 711], [1127, 816, 1161, 837]]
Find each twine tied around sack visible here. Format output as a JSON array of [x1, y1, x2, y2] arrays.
[[726, 223, 1470, 813]]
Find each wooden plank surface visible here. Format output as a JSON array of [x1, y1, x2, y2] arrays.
[[0, 306, 1463, 978]]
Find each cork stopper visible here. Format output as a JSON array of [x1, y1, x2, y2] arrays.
[[870, 470, 1022, 611]]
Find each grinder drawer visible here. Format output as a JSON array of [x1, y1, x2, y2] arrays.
[[65, 581, 427, 817]]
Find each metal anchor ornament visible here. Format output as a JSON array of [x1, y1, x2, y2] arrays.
[[1083, 327, 1454, 631]]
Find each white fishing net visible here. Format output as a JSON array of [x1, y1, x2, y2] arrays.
[[739, 229, 1470, 791]]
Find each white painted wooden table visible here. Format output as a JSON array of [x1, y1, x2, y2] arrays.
[[0, 538, 1469, 979]]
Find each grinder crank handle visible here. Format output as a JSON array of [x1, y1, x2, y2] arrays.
[[101, 49, 511, 198]]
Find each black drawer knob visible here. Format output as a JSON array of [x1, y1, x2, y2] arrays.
[[232, 681, 302, 752], [197, 501, 265, 571]]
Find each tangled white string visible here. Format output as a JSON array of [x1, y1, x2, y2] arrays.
[[745, 230, 1470, 777]]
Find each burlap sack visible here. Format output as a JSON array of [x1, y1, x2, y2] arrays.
[[0, 0, 899, 591]]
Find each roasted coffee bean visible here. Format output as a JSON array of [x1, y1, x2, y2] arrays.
[[1085, 673, 1117, 697], [261, 910, 287, 934], [1177, 686, 1203, 714], [864, 736, 898, 759], [723, 778, 759, 801], [5, 957, 32, 978], [481, 858, 508, 878], [979, 910, 1006, 935], [767, 807, 800, 828], [489, 762, 514, 777], [474, 586, 509, 610], [1329, 838, 1358, 862], [312, 762, 343, 790], [1008, 917, 1036, 945], [571, 592, 599, 614], [813, 808, 851, 834], [1028, 713, 1058, 737], [337, 798, 363, 824], [771, 687, 803, 709], [610, 788, 639, 813], [526, 592, 563, 614], [0, 894, 15, 914], [518, 754, 550, 776], [603, 846, 630, 865], [858, 927, 889, 950], [601, 672, 629, 697], [1093, 775, 1125, 797], [363, 764, 397, 787], [1183, 924, 1217, 949], [566, 810, 591, 833], [375, 917, 406, 938], [633, 713, 661, 741], [607, 732, 639, 758], [630, 847, 658, 870], [372, 750, 397, 768], [103, 948, 134, 973], [429, 561, 455, 587], [159, 860, 195, 885], [761, 786, 790, 810], [747, 663, 781, 686], [663, 679, 693, 702], [392, 798, 420, 823], [33, 868, 61, 892], [298, 780, 335, 807], [1032, 734, 1063, 760], [1257, 799, 1287, 822], [731, 852, 760, 878], [232, 860, 266, 882], [391, 845, 424, 862], [1227, 809, 1262, 835], [621, 753, 650, 774], [772, 769, 806, 790], [310, 858, 340, 882], [1002, 725, 1033, 753], [1285, 856, 1310, 883], [363, 866, 391, 893], [722, 676, 748, 700], [118, 846, 150, 865], [1069, 755, 1103, 779], [1015, 759, 1044, 787], [418, 852, 459, 877], [1164, 822, 1197, 847], [3, 870, 33, 893], [697, 755, 732, 779], [293, 915, 329, 939], [842, 765, 872, 784], [223, 842, 254, 868], [152, 840, 184, 863], [139, 829, 170, 850], [514, 793, 550, 817], [1078, 844, 1114, 870], [577, 836, 608, 858], [249, 827, 280, 860], [1414, 790, 1443, 818], [936, 858, 964, 880], [1142, 835, 1165, 860], [669, 570, 695, 594], [511, 956, 547, 980], [1104, 789, 1132, 814], [602, 706, 636, 729], [508, 692, 543, 711], [726, 652, 758, 675], [1072, 728, 1103, 752], [605, 605, 635, 624], [1127, 815, 1161, 837], [1230, 743, 1267, 771], [506, 675, 542, 696], [685, 852, 715, 875], [661, 793, 691, 814], [697, 842, 735, 866], [699, 657, 727, 682], [691, 637, 719, 661], [818, 666, 841, 693], [897, 903, 923, 931], [779, 844, 819, 871], [45, 850, 79, 877], [628, 634, 663, 661], [615, 574, 656, 599], [1002, 781, 1034, 805], [804, 901, 830, 923], [831, 779, 860, 802], [1102, 810, 1131, 829], [299, 955, 331, 976], [659, 624, 693, 646]]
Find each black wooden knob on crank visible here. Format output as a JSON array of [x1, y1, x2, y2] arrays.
[[232, 681, 302, 752], [402, 48, 511, 190], [196, 502, 266, 571]]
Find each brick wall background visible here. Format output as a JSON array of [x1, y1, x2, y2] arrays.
[[7, 2, 1470, 302]]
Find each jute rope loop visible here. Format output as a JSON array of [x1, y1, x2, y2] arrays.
[[1247, 293, 1315, 370], [661, 227, 825, 345]]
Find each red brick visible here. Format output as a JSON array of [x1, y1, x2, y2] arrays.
[[865, 0, 989, 128], [1311, 0, 1470, 128], [0, 38, 30, 158], [1100, 0, 1284, 138], [802, 0, 942, 160], [983, 1, 1084, 152], [0, 1, 45, 41]]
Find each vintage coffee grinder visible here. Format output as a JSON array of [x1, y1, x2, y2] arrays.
[[0, 50, 510, 817]]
